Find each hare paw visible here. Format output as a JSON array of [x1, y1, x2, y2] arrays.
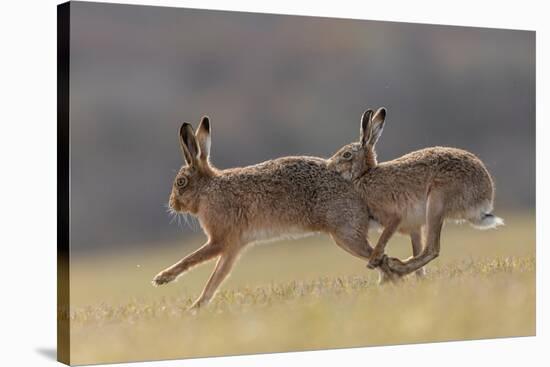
[[385, 257, 408, 275], [189, 299, 207, 311], [378, 256, 403, 284], [367, 251, 385, 269], [152, 270, 177, 286]]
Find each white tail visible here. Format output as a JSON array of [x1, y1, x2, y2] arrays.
[[470, 213, 504, 230]]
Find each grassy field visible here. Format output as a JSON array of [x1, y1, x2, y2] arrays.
[[67, 213, 535, 365]]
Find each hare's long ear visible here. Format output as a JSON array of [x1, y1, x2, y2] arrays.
[[363, 107, 386, 148], [195, 116, 211, 162], [360, 109, 374, 146], [179, 122, 199, 166]]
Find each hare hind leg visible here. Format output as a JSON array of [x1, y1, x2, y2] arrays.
[[152, 241, 222, 286], [330, 228, 373, 259], [386, 192, 445, 276], [330, 229, 399, 284]]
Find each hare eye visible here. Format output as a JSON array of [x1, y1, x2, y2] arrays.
[[176, 177, 188, 187], [342, 151, 352, 160]]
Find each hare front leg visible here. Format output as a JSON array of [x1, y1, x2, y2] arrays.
[[190, 249, 240, 309], [152, 241, 222, 286], [367, 217, 401, 269], [386, 193, 444, 276], [410, 229, 426, 278]]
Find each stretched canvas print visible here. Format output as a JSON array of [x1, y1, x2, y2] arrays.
[[57, 1, 536, 365]]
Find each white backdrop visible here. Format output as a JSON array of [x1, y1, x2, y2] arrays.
[[0, 0, 546, 366]]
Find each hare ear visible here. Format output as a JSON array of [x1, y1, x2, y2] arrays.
[[195, 116, 211, 161], [179, 122, 199, 165], [367, 107, 386, 148], [360, 109, 374, 147]]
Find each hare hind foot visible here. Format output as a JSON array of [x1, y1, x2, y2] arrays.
[[385, 255, 434, 277], [384, 256, 410, 276], [377, 255, 404, 284], [367, 249, 386, 269]]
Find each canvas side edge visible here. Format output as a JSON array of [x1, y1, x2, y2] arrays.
[[57, 2, 71, 365]]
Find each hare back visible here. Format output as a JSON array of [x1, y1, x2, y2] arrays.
[[199, 156, 369, 240], [360, 147, 495, 228]]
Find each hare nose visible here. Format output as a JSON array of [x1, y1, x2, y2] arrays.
[[170, 199, 181, 212], [169, 194, 178, 209]]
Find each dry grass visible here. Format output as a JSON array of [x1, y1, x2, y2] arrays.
[[67, 213, 535, 365]]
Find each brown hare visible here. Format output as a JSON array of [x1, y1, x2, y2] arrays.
[[328, 108, 503, 277], [152, 116, 396, 308]]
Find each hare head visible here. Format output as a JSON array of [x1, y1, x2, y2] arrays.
[[169, 116, 214, 215], [328, 107, 386, 180]]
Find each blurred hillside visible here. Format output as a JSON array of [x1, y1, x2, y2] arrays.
[[68, 2, 535, 255]]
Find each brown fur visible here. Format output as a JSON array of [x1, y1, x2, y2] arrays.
[[153, 116, 396, 309], [328, 108, 503, 276]]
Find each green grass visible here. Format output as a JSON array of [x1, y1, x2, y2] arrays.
[[67, 213, 535, 365]]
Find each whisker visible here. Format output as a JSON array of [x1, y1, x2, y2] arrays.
[[190, 215, 199, 231], [169, 212, 177, 225], [182, 213, 189, 229], [165, 203, 200, 232], [179, 213, 185, 230]]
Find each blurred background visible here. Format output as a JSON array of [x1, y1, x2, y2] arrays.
[[69, 2, 535, 256]]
